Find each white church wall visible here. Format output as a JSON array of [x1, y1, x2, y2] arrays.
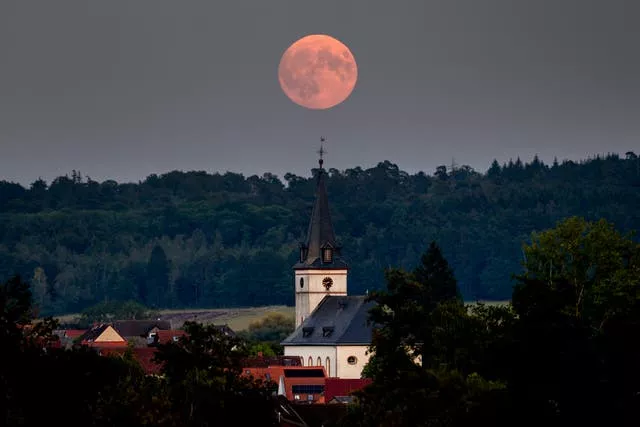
[[335, 345, 371, 379], [295, 269, 347, 327], [283, 345, 337, 377]]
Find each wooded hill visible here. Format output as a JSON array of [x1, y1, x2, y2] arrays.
[[0, 152, 638, 315]]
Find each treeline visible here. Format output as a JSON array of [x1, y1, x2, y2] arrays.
[[0, 152, 639, 314]]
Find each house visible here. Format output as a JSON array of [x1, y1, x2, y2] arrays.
[[282, 153, 374, 379], [111, 320, 172, 346], [149, 329, 189, 346], [77, 323, 128, 349]]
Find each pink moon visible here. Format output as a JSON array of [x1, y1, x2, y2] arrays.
[[278, 34, 358, 110]]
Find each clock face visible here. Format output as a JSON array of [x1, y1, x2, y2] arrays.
[[322, 277, 333, 291]]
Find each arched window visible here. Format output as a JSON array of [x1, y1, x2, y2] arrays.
[[326, 357, 331, 377], [301, 357, 304, 366], [308, 356, 313, 367], [317, 357, 322, 366], [299, 277, 304, 289]]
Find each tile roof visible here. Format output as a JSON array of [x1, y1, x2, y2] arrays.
[[78, 324, 122, 343], [281, 296, 375, 346], [324, 378, 372, 402], [112, 320, 171, 337], [154, 329, 188, 344]]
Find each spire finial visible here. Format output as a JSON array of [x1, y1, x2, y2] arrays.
[[318, 137, 327, 169]]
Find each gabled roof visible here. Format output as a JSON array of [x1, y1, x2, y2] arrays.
[[281, 296, 374, 346], [112, 320, 171, 337], [78, 324, 126, 344]]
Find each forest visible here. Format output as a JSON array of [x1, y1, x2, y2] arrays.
[[3, 216, 640, 426], [0, 152, 638, 315]]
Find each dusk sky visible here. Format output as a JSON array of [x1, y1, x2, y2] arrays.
[[1, 1, 638, 185]]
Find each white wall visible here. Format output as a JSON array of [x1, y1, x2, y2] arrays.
[[284, 344, 372, 379], [284, 345, 337, 377], [335, 345, 371, 379], [294, 269, 347, 327]]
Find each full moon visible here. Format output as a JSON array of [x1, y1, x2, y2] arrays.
[[278, 34, 358, 110]]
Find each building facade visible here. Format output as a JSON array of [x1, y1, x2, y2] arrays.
[[282, 154, 373, 379]]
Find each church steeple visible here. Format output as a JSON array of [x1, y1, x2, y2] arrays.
[[295, 139, 347, 269], [293, 138, 349, 328]]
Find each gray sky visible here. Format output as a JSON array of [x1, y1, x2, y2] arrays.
[[1, 0, 638, 185]]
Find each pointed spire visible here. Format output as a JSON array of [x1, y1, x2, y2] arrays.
[[295, 138, 347, 269], [305, 162, 336, 260]]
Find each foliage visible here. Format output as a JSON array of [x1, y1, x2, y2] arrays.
[[505, 217, 640, 424], [353, 243, 509, 426], [77, 299, 158, 327], [238, 312, 295, 355], [154, 321, 278, 426], [1, 154, 639, 314]]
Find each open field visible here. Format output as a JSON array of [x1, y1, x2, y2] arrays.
[[55, 305, 295, 331], [157, 305, 295, 330], [55, 301, 508, 331]]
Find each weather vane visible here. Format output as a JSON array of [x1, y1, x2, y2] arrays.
[[318, 136, 327, 168]]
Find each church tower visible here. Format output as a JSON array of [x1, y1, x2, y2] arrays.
[[293, 146, 348, 328]]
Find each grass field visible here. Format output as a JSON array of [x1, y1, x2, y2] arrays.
[[55, 305, 295, 331]]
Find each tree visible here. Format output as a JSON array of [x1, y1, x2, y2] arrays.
[[154, 322, 277, 426], [238, 312, 295, 356], [77, 300, 158, 327], [507, 217, 640, 424], [146, 244, 171, 307], [348, 245, 508, 426]]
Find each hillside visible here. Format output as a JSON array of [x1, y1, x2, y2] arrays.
[[1, 153, 639, 315]]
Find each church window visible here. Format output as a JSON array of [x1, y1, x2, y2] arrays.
[[326, 357, 331, 376], [322, 247, 333, 263], [347, 356, 358, 365], [317, 357, 322, 366], [299, 277, 304, 289]]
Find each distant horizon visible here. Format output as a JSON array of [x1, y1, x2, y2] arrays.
[[1, 150, 634, 186]]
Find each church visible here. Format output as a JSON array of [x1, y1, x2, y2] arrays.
[[281, 153, 374, 379]]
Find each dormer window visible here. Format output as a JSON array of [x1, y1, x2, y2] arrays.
[[322, 247, 333, 263], [322, 326, 334, 337], [302, 327, 314, 338]]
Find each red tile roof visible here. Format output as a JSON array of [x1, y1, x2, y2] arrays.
[[324, 378, 372, 402], [155, 329, 188, 344]]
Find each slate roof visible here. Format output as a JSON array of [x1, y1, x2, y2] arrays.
[[293, 165, 348, 271], [281, 296, 375, 346], [112, 320, 171, 337]]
